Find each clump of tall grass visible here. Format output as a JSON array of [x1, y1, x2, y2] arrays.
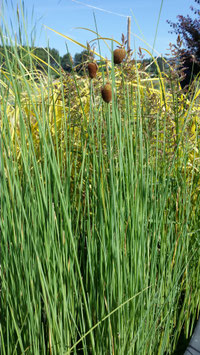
[[1, 3, 200, 355]]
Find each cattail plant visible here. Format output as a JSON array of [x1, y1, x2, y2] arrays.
[[87, 62, 98, 79], [1, 4, 200, 355], [101, 59, 112, 103], [101, 81, 112, 102], [113, 34, 127, 64]]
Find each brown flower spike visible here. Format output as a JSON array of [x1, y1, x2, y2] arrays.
[[87, 62, 98, 79], [113, 48, 126, 64], [101, 82, 112, 103]]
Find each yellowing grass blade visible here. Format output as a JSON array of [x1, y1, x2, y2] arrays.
[[75, 27, 122, 48], [44, 25, 106, 61], [194, 88, 200, 101], [0, 78, 15, 97], [44, 25, 88, 49], [30, 52, 60, 75]]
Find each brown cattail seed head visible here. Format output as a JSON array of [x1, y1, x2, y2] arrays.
[[113, 48, 126, 64], [101, 82, 112, 103], [87, 62, 98, 79]]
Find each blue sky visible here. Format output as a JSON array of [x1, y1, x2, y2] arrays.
[[2, 0, 194, 59]]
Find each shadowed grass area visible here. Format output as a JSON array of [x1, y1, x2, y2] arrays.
[[1, 2, 200, 354]]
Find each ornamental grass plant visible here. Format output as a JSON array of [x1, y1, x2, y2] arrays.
[[1, 2, 200, 354]]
